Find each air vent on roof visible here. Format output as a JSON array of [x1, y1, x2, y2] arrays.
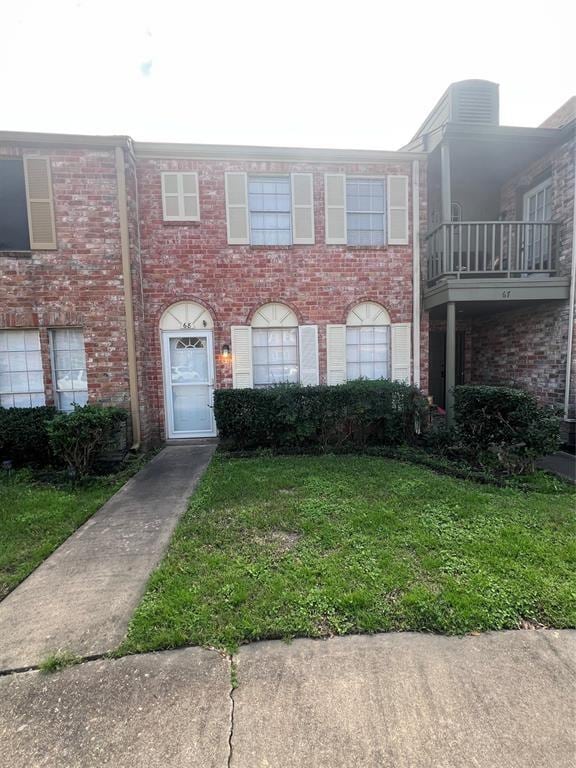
[[450, 81, 499, 126]]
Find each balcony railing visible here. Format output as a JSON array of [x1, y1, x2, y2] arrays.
[[427, 221, 558, 283]]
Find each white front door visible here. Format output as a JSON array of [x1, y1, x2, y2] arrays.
[[162, 330, 216, 438]]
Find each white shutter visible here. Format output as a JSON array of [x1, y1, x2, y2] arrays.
[[161, 172, 199, 221], [391, 323, 411, 383], [387, 175, 409, 245], [326, 324, 347, 385], [325, 174, 347, 244], [291, 173, 315, 244], [231, 326, 253, 388], [225, 172, 249, 244], [23, 156, 56, 249], [298, 325, 319, 386]]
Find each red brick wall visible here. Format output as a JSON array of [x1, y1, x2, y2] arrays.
[[0, 146, 131, 413], [135, 156, 427, 441]]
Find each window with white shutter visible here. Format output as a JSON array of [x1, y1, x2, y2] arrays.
[[298, 325, 319, 386], [161, 172, 200, 221], [291, 173, 315, 244], [251, 303, 300, 387], [345, 302, 391, 381], [231, 326, 253, 388], [326, 325, 347, 385], [325, 174, 347, 244]]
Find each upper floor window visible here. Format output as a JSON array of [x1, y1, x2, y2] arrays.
[[0, 329, 45, 408], [346, 178, 386, 246], [225, 172, 315, 245], [523, 179, 552, 222], [0, 156, 56, 251], [325, 174, 409, 246], [50, 329, 88, 412], [248, 176, 292, 246]]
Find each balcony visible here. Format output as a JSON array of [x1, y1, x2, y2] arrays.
[[427, 220, 559, 284]]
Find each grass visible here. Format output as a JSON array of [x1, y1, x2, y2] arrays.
[[119, 455, 576, 654], [0, 454, 150, 600], [39, 650, 82, 674]]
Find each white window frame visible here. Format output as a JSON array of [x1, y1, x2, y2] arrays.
[[252, 326, 300, 387], [523, 178, 552, 222], [345, 176, 387, 247], [161, 172, 200, 222], [49, 328, 88, 412], [346, 325, 392, 382], [0, 329, 45, 408], [248, 174, 292, 246]]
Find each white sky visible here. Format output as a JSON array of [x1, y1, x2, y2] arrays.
[[3, 0, 574, 150]]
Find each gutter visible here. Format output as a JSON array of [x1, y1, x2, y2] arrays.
[[115, 147, 142, 448], [564, 162, 576, 421], [412, 160, 421, 389]]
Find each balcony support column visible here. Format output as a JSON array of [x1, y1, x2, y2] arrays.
[[441, 142, 451, 223], [446, 301, 456, 424]]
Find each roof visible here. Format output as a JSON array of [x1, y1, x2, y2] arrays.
[[0, 131, 425, 163]]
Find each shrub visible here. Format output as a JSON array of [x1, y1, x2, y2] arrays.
[[0, 406, 57, 467], [46, 404, 128, 477], [453, 385, 560, 474], [214, 380, 428, 451]]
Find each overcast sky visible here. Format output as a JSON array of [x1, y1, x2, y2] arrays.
[[3, 0, 574, 150]]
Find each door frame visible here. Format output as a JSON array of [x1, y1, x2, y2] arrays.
[[161, 329, 216, 439]]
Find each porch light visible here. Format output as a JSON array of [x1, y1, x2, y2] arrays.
[[221, 344, 231, 358]]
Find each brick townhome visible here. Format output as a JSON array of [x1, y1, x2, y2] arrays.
[[0, 80, 574, 446]]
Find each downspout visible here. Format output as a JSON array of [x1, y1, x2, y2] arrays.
[[115, 145, 142, 448], [412, 159, 421, 389], [563, 163, 576, 421]]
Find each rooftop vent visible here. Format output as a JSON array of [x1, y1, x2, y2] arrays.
[[450, 80, 499, 126]]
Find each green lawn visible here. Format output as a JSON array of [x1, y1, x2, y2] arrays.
[[0, 460, 146, 600], [120, 455, 576, 654]]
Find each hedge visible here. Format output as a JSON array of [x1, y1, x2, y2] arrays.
[[0, 406, 57, 467], [453, 385, 560, 474], [214, 380, 428, 451]]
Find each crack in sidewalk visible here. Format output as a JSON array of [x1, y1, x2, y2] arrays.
[[227, 655, 237, 768]]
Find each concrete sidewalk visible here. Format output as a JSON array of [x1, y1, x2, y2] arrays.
[[0, 631, 574, 768], [538, 451, 576, 484], [0, 444, 214, 672]]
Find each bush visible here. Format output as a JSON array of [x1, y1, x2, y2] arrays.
[[46, 404, 128, 477], [0, 406, 57, 467], [214, 380, 428, 451], [453, 385, 560, 474]]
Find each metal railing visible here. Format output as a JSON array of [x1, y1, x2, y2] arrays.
[[427, 221, 558, 283]]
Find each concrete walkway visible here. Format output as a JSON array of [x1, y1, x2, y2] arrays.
[[0, 631, 574, 768], [538, 450, 576, 484], [0, 444, 214, 673]]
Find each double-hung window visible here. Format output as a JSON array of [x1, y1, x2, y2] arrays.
[[248, 176, 292, 246], [346, 178, 386, 246], [346, 326, 391, 381], [50, 329, 88, 412], [0, 330, 45, 407], [252, 328, 299, 386]]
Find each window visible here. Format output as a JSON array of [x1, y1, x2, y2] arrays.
[[0, 156, 56, 250], [50, 329, 88, 412], [0, 330, 45, 407], [345, 301, 391, 381], [0, 158, 30, 250], [346, 178, 386, 246], [346, 326, 391, 380], [251, 302, 299, 387], [248, 176, 292, 245], [252, 328, 299, 387], [523, 179, 553, 268]]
